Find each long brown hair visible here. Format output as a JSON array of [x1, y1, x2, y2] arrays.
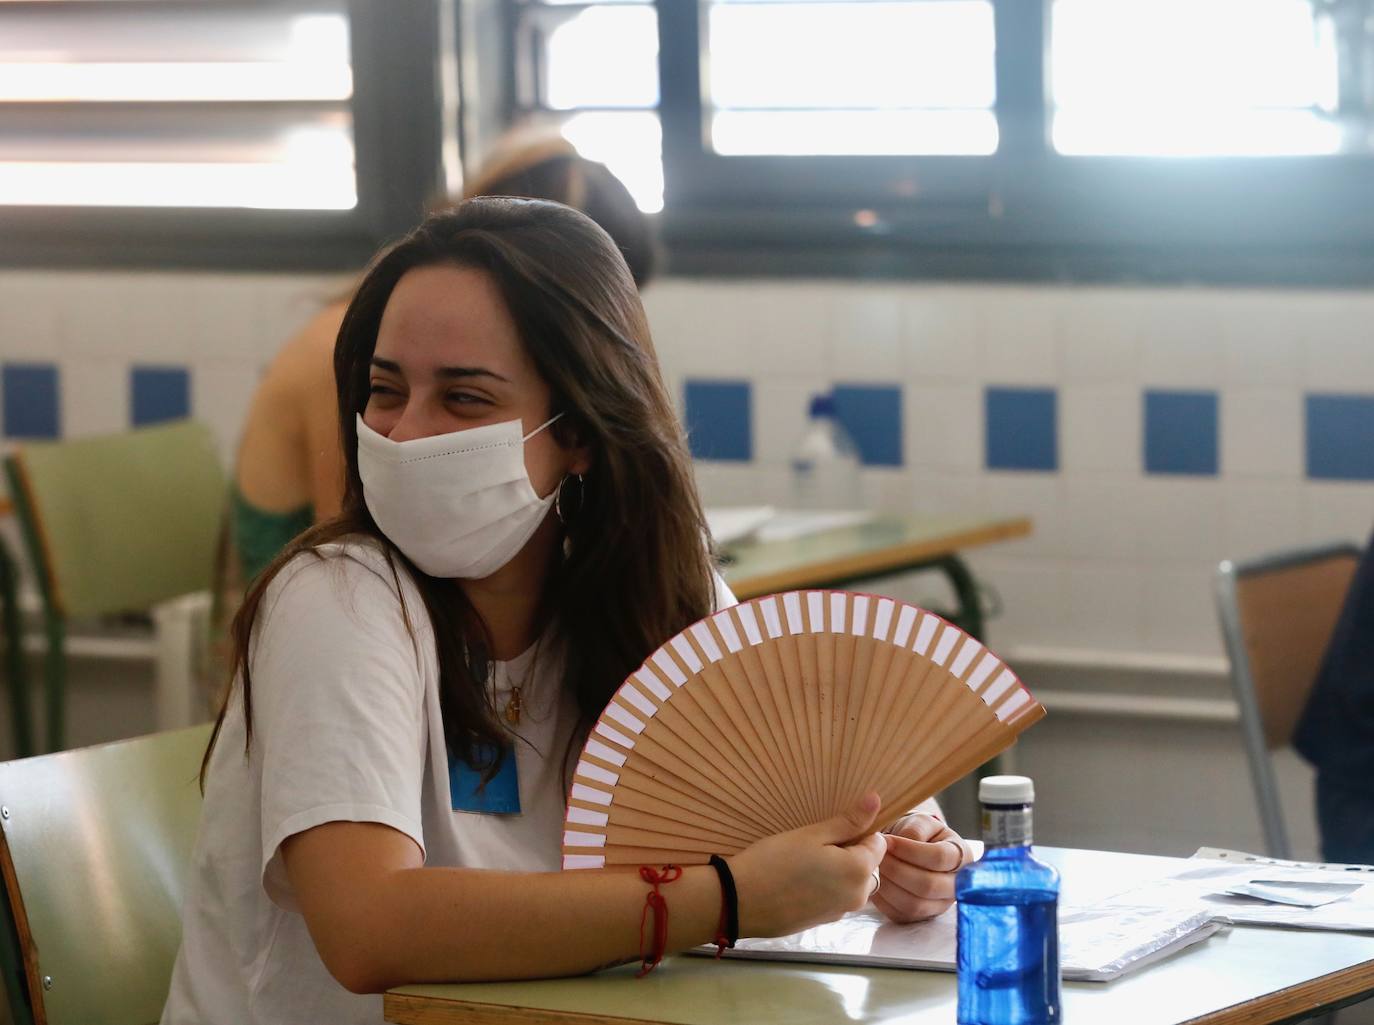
[[203, 198, 713, 784]]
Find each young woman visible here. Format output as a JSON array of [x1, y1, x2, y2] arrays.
[[228, 133, 654, 584], [163, 199, 968, 1024]]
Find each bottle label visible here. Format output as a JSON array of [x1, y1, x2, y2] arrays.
[[982, 805, 1032, 847]]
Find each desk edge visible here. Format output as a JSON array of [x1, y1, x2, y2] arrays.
[[384, 991, 672, 1025], [728, 517, 1032, 600], [1184, 956, 1374, 1025]]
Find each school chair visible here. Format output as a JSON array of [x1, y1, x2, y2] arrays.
[[3, 420, 225, 754], [1215, 542, 1362, 860], [0, 723, 210, 1025]]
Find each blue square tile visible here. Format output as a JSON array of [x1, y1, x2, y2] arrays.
[[1144, 390, 1218, 476], [833, 384, 903, 467], [985, 387, 1057, 472], [131, 365, 190, 427], [684, 380, 751, 462], [1307, 394, 1374, 481], [2, 363, 60, 439]]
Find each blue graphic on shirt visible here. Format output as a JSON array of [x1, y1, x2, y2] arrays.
[[448, 744, 521, 814]]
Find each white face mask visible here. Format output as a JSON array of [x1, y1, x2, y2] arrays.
[[356, 412, 564, 579]]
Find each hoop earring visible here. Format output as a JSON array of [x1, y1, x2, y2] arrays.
[[555, 473, 584, 525]]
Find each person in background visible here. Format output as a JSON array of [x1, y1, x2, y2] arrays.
[[228, 132, 656, 585], [163, 199, 969, 1023], [1293, 528, 1374, 865]]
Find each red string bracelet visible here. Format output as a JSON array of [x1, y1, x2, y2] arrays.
[[636, 864, 681, 977]]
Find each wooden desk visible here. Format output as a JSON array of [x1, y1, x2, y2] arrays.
[[721, 514, 1031, 640], [384, 848, 1374, 1025]]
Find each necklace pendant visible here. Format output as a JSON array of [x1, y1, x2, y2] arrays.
[[504, 687, 522, 726]]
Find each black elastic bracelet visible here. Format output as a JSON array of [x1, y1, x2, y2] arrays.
[[708, 854, 739, 948]]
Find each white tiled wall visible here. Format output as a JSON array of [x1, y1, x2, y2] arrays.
[[0, 270, 346, 462], [3, 271, 1373, 662], [642, 280, 1374, 660]]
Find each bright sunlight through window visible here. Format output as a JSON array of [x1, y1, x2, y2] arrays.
[[1052, 0, 1343, 156], [0, 6, 357, 209], [707, 1, 997, 156]]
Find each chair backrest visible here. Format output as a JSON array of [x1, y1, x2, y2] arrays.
[[5, 420, 225, 620], [1216, 542, 1361, 858], [0, 724, 210, 1025]]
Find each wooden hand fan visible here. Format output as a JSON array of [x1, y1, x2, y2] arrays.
[[561, 590, 1044, 870]]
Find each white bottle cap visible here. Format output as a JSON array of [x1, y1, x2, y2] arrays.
[[979, 775, 1034, 805]]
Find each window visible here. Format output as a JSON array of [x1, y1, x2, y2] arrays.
[[1051, 0, 1353, 157], [504, 0, 1374, 281], [0, 0, 444, 270], [10, 0, 1374, 278], [0, 2, 356, 209], [643, 0, 1030, 261], [513, 0, 663, 211], [705, 1, 997, 156]]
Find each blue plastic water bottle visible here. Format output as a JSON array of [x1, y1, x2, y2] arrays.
[[956, 775, 1061, 1025]]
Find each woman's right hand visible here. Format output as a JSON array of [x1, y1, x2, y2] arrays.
[[726, 792, 888, 938]]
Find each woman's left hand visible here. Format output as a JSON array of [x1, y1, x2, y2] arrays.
[[871, 813, 971, 923]]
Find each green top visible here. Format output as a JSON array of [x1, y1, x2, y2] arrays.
[[229, 485, 313, 582]]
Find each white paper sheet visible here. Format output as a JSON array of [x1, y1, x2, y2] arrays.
[[1224, 879, 1363, 907], [1095, 850, 1374, 932], [1194, 847, 1374, 875], [705, 506, 877, 547], [690, 903, 1218, 982], [704, 506, 777, 545], [754, 509, 873, 543]]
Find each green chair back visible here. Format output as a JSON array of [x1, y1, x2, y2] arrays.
[[5, 420, 225, 620], [3, 420, 226, 752], [0, 724, 210, 1025]]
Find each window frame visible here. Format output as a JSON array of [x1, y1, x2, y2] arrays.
[[8, 0, 1374, 282], [656, 0, 1374, 285], [0, 0, 445, 272]]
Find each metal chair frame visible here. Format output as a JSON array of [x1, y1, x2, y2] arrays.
[[1216, 542, 1362, 860]]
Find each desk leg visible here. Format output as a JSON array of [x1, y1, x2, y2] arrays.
[[930, 554, 984, 642], [0, 538, 33, 758], [796, 553, 986, 640]]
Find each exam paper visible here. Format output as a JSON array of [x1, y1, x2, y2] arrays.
[[1097, 851, 1374, 932], [692, 903, 1218, 982], [1224, 879, 1364, 908]]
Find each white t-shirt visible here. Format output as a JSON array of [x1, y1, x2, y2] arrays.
[[161, 540, 734, 1025]]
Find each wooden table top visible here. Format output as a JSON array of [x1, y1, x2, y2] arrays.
[[384, 848, 1374, 1025], [719, 513, 1031, 600]]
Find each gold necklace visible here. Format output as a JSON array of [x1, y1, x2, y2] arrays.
[[504, 686, 523, 726], [499, 643, 540, 726]]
